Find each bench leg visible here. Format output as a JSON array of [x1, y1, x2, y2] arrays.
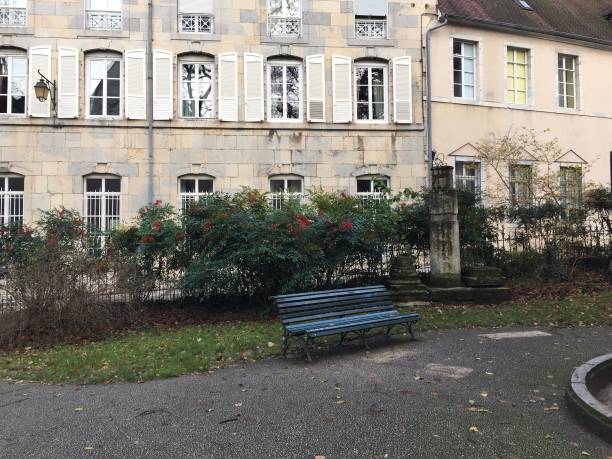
[[360, 330, 370, 350], [339, 333, 347, 346], [282, 331, 290, 358], [304, 336, 314, 363], [385, 325, 394, 338], [407, 323, 415, 341]]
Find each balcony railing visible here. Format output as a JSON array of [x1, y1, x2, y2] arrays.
[[86, 10, 122, 31], [179, 13, 213, 34], [0, 7, 26, 27], [355, 18, 387, 39], [268, 16, 301, 37], [268, 193, 303, 210]]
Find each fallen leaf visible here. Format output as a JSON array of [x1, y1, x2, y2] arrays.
[[84, 447, 93, 452], [468, 400, 476, 405], [335, 400, 345, 405], [315, 456, 326, 459], [234, 402, 242, 407], [468, 407, 489, 413], [469, 426, 479, 433], [581, 452, 590, 457], [267, 342, 275, 348], [74, 406, 84, 412], [544, 435, 552, 439], [480, 391, 488, 398], [485, 371, 494, 376]]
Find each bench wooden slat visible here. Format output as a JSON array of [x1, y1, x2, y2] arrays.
[[275, 291, 390, 310], [271, 285, 387, 302], [277, 297, 392, 317], [308, 314, 421, 338], [285, 311, 401, 333], [282, 305, 396, 325]]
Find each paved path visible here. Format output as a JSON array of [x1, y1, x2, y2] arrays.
[[1, 327, 611, 458]]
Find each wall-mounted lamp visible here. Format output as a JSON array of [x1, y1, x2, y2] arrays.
[[33, 69, 57, 113]]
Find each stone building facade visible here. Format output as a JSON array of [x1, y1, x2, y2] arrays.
[[0, 0, 434, 231]]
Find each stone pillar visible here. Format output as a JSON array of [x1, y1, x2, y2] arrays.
[[429, 166, 462, 287]]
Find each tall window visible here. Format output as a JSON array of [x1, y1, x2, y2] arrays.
[[268, 61, 302, 121], [509, 164, 533, 206], [84, 176, 121, 239], [269, 175, 303, 209], [180, 60, 214, 119], [178, 0, 214, 34], [87, 0, 122, 30], [268, 0, 301, 37], [354, 0, 388, 39], [357, 176, 389, 203], [178, 176, 214, 210], [87, 57, 121, 117], [455, 160, 481, 193], [0, 0, 27, 27], [559, 166, 582, 208], [558, 54, 577, 109], [506, 47, 528, 104], [453, 40, 476, 99], [355, 63, 387, 122], [0, 54, 26, 115], [0, 175, 24, 226]]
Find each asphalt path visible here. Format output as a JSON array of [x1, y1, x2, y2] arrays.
[[1, 327, 611, 458]]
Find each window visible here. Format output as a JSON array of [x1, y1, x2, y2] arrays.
[[509, 164, 533, 206], [506, 47, 528, 104], [453, 40, 476, 99], [178, 176, 214, 210], [0, 175, 24, 226], [354, 0, 388, 39], [355, 63, 387, 122], [87, 57, 121, 117], [268, 0, 301, 37], [455, 160, 481, 193], [87, 0, 122, 31], [178, 0, 214, 34], [268, 62, 302, 121], [559, 166, 582, 208], [180, 60, 214, 119], [269, 175, 303, 209], [0, 0, 26, 27], [558, 54, 577, 109], [357, 176, 389, 203], [0, 54, 26, 115], [84, 176, 121, 241]]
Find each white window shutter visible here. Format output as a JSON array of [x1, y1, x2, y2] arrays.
[[153, 49, 173, 120], [125, 49, 146, 120], [29, 46, 51, 117], [244, 53, 264, 122], [332, 55, 352, 123], [306, 54, 325, 122], [57, 47, 79, 119], [393, 56, 412, 124], [218, 53, 238, 121]]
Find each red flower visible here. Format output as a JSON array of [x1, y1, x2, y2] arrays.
[[23, 226, 32, 237], [340, 192, 349, 200], [79, 228, 87, 238], [153, 200, 162, 206], [141, 235, 155, 243], [271, 223, 279, 230], [151, 220, 162, 233], [295, 215, 311, 230], [202, 222, 213, 233], [340, 220, 353, 232]]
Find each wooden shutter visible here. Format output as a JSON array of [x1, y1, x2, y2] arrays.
[[29, 46, 51, 117], [153, 49, 173, 120], [57, 47, 79, 119], [244, 53, 264, 122], [125, 49, 146, 120], [332, 55, 352, 123], [306, 54, 325, 122], [218, 53, 238, 121], [393, 56, 412, 124]]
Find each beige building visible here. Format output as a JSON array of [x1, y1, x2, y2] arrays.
[[429, 0, 612, 203], [0, 0, 434, 233]]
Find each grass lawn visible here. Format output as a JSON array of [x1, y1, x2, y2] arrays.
[[1, 290, 610, 385]]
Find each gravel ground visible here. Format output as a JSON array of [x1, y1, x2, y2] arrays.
[[1, 326, 611, 458]]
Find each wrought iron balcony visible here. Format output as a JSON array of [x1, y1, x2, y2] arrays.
[[0, 7, 26, 27], [86, 10, 122, 31], [268, 16, 301, 37], [355, 18, 387, 39], [179, 13, 213, 34]]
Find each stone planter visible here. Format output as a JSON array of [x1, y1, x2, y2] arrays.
[[462, 266, 504, 288]]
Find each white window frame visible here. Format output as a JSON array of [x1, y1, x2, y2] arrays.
[[558, 54, 578, 110], [0, 0, 27, 27], [0, 52, 27, 116], [509, 162, 533, 206], [356, 175, 389, 202], [452, 39, 477, 100], [0, 175, 24, 226], [454, 158, 482, 193], [83, 175, 121, 237], [178, 175, 214, 210], [86, 0, 123, 31], [267, 60, 303, 123], [354, 62, 388, 124], [354, 16, 388, 40], [559, 164, 583, 208], [177, 0, 214, 35], [505, 46, 530, 106], [268, 175, 304, 209], [267, 0, 302, 37], [178, 59, 215, 119], [85, 55, 123, 119]]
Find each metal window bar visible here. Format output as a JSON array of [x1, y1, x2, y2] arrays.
[[268, 17, 301, 36], [0, 7, 26, 26], [85, 191, 120, 249], [178, 13, 213, 33], [355, 18, 387, 39], [86, 10, 122, 30], [0, 191, 23, 226], [268, 192, 303, 209], [179, 192, 212, 212]]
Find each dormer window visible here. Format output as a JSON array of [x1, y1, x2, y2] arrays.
[[354, 0, 388, 39], [0, 0, 27, 27], [267, 0, 301, 37], [86, 0, 122, 31], [178, 0, 214, 34]]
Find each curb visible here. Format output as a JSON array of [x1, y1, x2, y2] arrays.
[[566, 354, 612, 444]]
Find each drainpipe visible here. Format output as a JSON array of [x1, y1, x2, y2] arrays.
[[425, 13, 448, 187], [146, 0, 154, 204]]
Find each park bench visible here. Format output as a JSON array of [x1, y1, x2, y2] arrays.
[[271, 285, 421, 361]]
